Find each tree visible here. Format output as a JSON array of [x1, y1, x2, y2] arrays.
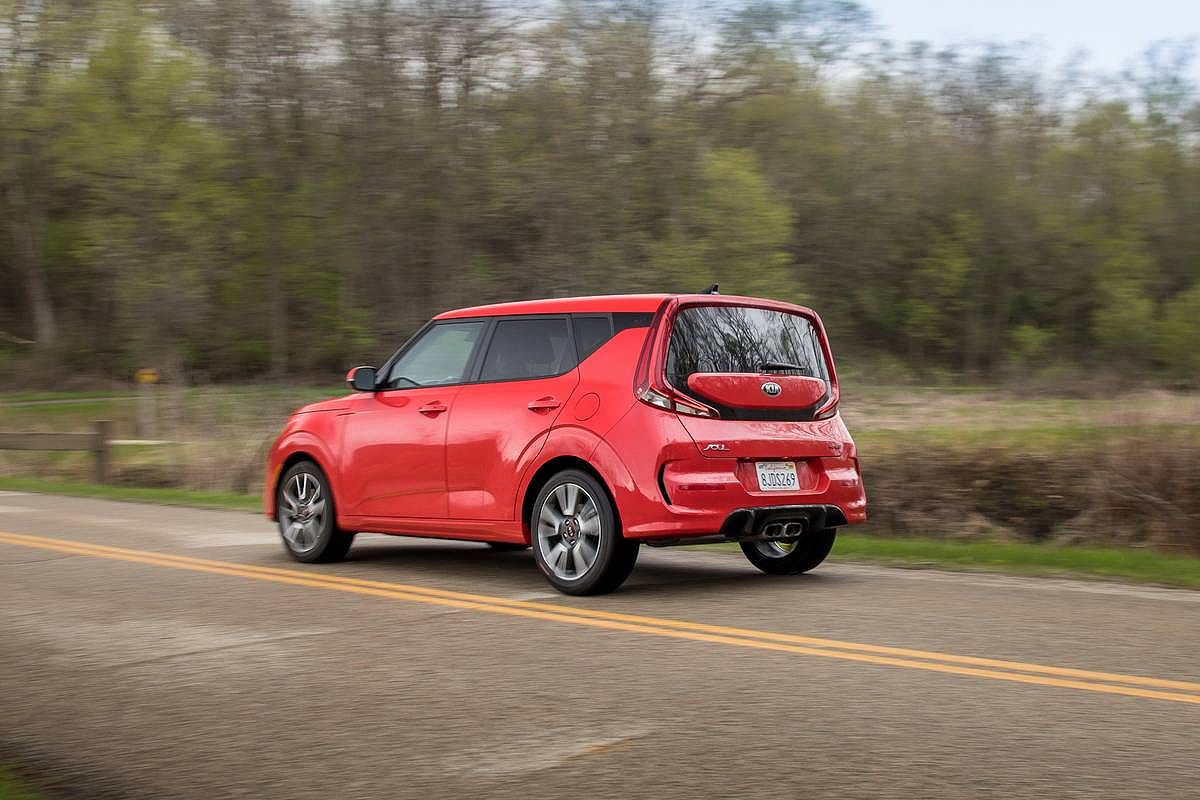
[[650, 148, 793, 297]]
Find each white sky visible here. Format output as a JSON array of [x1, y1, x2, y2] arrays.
[[865, 0, 1199, 79]]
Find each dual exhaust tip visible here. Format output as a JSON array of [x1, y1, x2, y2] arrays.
[[761, 521, 805, 539]]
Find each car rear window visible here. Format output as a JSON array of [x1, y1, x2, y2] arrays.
[[572, 316, 613, 362], [666, 305, 828, 389]]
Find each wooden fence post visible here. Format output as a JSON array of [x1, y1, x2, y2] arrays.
[[93, 420, 112, 484]]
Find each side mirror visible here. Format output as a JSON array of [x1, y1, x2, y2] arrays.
[[346, 366, 378, 392]]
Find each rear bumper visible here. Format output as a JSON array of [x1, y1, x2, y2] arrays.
[[599, 404, 867, 542], [637, 505, 849, 547], [720, 504, 848, 539]]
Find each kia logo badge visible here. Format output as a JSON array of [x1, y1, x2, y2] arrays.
[[761, 381, 782, 397]]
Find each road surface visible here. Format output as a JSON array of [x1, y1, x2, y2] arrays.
[[1, 490, 1197, 799]]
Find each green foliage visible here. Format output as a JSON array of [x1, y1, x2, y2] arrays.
[[1157, 283, 1200, 377], [905, 213, 977, 362], [0, 766, 45, 800], [1007, 323, 1054, 369], [650, 149, 794, 297], [0, 1, 1198, 383], [1091, 233, 1159, 366]]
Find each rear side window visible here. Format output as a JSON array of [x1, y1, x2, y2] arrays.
[[666, 305, 828, 388], [572, 316, 613, 362], [385, 321, 485, 389], [481, 318, 575, 381]]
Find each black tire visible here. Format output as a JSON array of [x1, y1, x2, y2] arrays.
[[486, 542, 529, 551], [276, 460, 355, 563], [530, 469, 639, 595], [740, 528, 836, 575]]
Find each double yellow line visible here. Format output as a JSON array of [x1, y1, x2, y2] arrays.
[[3, 529, 1199, 706]]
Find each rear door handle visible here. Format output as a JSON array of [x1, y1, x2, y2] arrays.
[[527, 396, 561, 411], [418, 402, 448, 416]]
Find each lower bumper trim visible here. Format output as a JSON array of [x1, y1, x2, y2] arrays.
[[642, 504, 847, 548]]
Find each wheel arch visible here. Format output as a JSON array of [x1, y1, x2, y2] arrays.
[[270, 449, 338, 521], [520, 456, 622, 544]]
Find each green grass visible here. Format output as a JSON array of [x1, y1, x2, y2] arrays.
[[0, 767, 44, 800], [0, 399, 126, 418], [854, 421, 1200, 454], [0, 384, 340, 424], [3, 477, 1198, 589], [0, 389, 128, 403], [716, 532, 1200, 589], [0, 476, 260, 512]]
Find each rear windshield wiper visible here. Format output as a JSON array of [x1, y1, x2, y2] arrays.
[[759, 361, 808, 373]]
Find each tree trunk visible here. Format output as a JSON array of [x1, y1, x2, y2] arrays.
[[5, 183, 57, 351], [269, 211, 288, 379]]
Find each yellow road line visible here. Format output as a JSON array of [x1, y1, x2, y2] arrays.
[[2, 530, 1199, 706], [5, 530, 1197, 694]]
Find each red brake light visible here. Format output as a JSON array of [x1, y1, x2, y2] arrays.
[[633, 300, 719, 418], [637, 385, 719, 418], [813, 383, 840, 419]]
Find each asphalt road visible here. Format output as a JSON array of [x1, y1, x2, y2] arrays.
[[1, 491, 1198, 799]]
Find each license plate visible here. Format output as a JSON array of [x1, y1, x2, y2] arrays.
[[755, 461, 799, 492]]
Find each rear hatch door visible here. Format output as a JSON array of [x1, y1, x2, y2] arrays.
[[663, 302, 844, 460]]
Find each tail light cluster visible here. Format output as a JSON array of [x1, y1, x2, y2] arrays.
[[812, 385, 840, 420], [636, 385, 719, 418], [632, 301, 720, 419]]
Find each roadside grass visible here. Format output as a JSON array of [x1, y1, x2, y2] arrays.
[[853, 422, 1200, 454], [712, 533, 1200, 589], [0, 399, 128, 419], [0, 476, 260, 513], [0, 767, 43, 800], [835, 532, 1200, 587], [0, 389, 130, 403], [3, 477, 1198, 589]]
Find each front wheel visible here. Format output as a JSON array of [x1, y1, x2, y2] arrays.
[[740, 529, 836, 575], [531, 470, 639, 595], [277, 460, 354, 563]]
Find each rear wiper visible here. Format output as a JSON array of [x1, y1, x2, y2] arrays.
[[759, 361, 807, 373]]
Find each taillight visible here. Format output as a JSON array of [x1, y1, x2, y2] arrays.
[[812, 383, 840, 419], [637, 386, 719, 418], [637, 386, 673, 411], [633, 298, 720, 418]]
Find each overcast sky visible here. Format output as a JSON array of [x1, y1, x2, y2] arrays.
[[865, 0, 1199, 79]]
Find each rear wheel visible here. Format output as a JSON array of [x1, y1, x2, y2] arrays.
[[531, 469, 639, 595], [740, 529, 836, 575], [277, 461, 354, 563]]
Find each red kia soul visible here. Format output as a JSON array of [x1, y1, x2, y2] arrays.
[[264, 292, 866, 594]]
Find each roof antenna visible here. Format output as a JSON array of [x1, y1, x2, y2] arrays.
[[701, 283, 719, 295]]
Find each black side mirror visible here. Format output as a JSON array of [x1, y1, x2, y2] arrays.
[[346, 366, 378, 392]]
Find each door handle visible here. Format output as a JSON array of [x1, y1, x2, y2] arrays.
[[418, 402, 448, 416], [527, 396, 561, 411]]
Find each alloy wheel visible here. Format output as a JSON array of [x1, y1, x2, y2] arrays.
[[754, 539, 798, 558], [536, 482, 602, 581], [279, 471, 327, 554]]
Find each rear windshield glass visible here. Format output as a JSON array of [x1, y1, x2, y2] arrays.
[[666, 305, 828, 389]]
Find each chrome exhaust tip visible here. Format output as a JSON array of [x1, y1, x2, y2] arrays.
[[761, 523, 785, 538]]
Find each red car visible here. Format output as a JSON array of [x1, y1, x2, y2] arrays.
[[264, 291, 866, 594]]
